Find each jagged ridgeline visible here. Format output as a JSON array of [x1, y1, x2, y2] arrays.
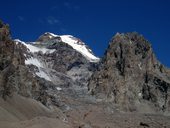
[[0, 20, 99, 109], [1, 20, 170, 128], [88, 32, 170, 112]]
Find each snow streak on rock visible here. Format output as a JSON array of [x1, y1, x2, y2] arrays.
[[45, 32, 100, 62]]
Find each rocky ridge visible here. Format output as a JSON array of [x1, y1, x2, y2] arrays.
[[88, 32, 170, 112], [1, 20, 170, 128], [0, 20, 99, 110]]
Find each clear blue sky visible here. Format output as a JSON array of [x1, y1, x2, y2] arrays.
[[1, 0, 170, 67]]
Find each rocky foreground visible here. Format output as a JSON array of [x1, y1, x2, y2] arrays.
[[0, 20, 170, 128]]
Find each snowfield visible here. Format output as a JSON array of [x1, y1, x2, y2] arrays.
[[45, 32, 100, 62], [14, 33, 100, 81], [60, 35, 100, 62], [14, 39, 56, 54], [14, 33, 100, 62], [14, 39, 52, 81]]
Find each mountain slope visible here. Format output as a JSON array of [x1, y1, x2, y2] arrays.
[[14, 32, 99, 87], [88, 32, 170, 112], [37, 32, 99, 62], [0, 20, 99, 111], [1, 20, 170, 128]]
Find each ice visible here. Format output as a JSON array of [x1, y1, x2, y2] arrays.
[[14, 39, 56, 54], [36, 69, 51, 81], [60, 35, 100, 62], [14, 34, 100, 62], [56, 87, 62, 91], [45, 32, 58, 37], [25, 57, 43, 68], [25, 57, 51, 81]]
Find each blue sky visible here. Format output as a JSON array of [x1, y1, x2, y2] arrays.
[[1, 0, 170, 67]]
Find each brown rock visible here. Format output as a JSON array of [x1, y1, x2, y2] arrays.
[[88, 32, 170, 112]]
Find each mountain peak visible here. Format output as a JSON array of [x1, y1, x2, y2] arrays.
[[36, 32, 100, 62], [44, 32, 58, 37], [37, 32, 60, 42], [1, 19, 170, 128], [88, 32, 170, 112]]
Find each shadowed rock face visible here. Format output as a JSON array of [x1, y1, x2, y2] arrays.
[[88, 32, 170, 112], [0, 21, 23, 98], [0, 21, 47, 102]]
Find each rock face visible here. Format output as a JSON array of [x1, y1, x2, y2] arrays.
[[16, 32, 99, 88], [1, 20, 170, 128], [1, 20, 170, 113], [0, 21, 54, 108], [0, 21, 26, 99], [0, 20, 99, 110], [88, 32, 170, 112]]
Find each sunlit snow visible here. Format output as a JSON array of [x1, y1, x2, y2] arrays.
[[14, 33, 100, 81], [56, 87, 62, 91], [46, 33, 100, 62], [25, 57, 51, 81], [14, 39, 55, 54], [25, 57, 43, 68], [60, 35, 100, 62], [36, 69, 51, 81]]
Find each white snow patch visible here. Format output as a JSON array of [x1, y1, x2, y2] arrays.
[[25, 58, 50, 82], [43, 33, 100, 62], [15, 41, 19, 45], [36, 69, 51, 81], [25, 57, 43, 68], [15, 39, 52, 81], [138, 63, 142, 70], [14, 33, 100, 62], [14, 39, 25, 44], [56, 87, 62, 91], [60, 35, 100, 62], [45, 32, 58, 37], [62, 118, 68, 123], [25, 57, 51, 81], [138, 92, 142, 97], [14, 39, 55, 54], [130, 40, 133, 44]]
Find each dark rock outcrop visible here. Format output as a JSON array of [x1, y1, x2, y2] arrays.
[[0, 22, 50, 106], [0, 22, 54, 107], [88, 32, 170, 112]]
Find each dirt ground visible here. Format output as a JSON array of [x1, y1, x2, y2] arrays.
[[0, 94, 170, 128]]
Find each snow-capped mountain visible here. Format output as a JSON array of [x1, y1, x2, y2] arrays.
[[14, 33, 99, 86], [10, 32, 170, 114], [1, 20, 170, 128], [36, 32, 100, 62]]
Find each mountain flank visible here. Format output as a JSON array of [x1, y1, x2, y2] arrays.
[[0, 20, 170, 128]]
